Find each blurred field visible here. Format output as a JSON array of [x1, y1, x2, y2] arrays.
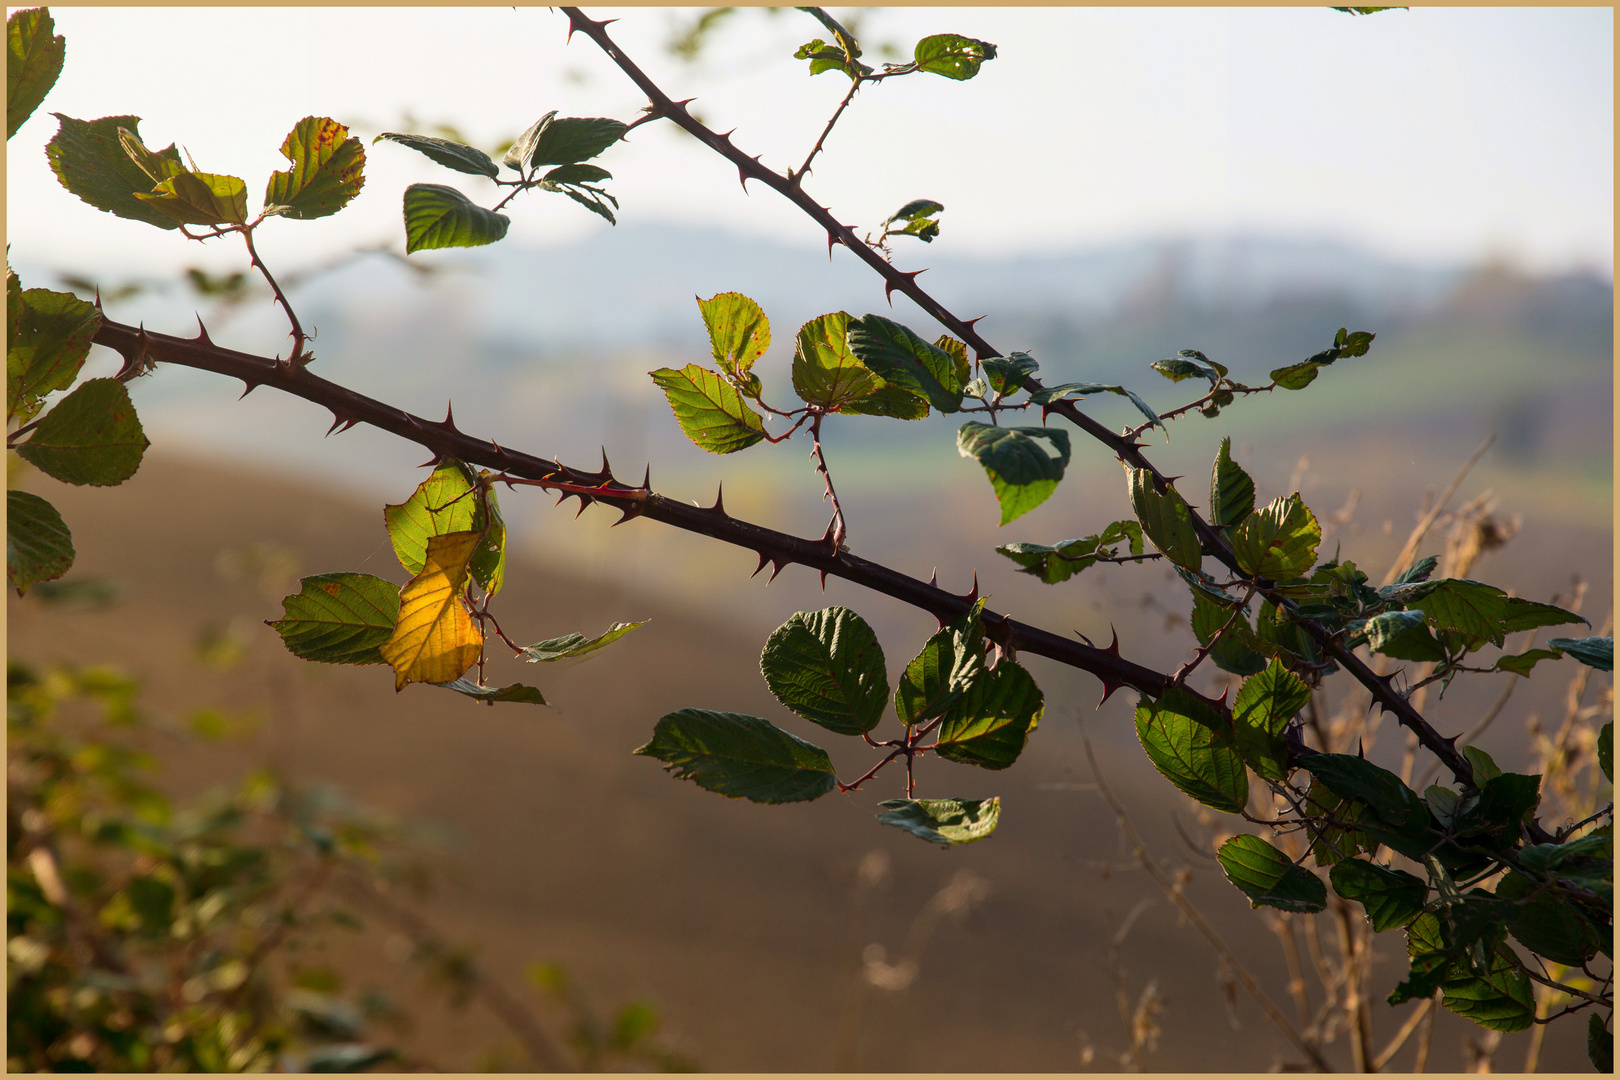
[[9, 434, 1607, 1071]]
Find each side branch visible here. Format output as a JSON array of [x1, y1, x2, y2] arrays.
[[91, 318, 1179, 706]]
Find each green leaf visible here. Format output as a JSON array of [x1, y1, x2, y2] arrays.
[[1300, 754, 1428, 829], [846, 314, 963, 413], [1231, 494, 1320, 580], [382, 460, 503, 594], [1189, 591, 1267, 676], [132, 168, 249, 226], [1269, 359, 1323, 390], [1217, 834, 1327, 913], [401, 183, 510, 253], [1458, 772, 1541, 838], [6, 489, 73, 595], [1329, 858, 1426, 931], [263, 116, 365, 220], [759, 607, 889, 736], [1026, 380, 1125, 405], [1498, 596, 1588, 634], [1384, 577, 1510, 647], [1134, 689, 1248, 814], [1600, 722, 1612, 782], [895, 601, 986, 726], [995, 520, 1143, 585], [7, 8, 64, 140], [375, 131, 499, 178], [1151, 357, 1212, 383], [876, 797, 1000, 845], [431, 678, 548, 706], [1127, 466, 1201, 572], [1590, 1014, 1613, 1073], [46, 114, 185, 229], [840, 381, 930, 419], [555, 183, 618, 225], [508, 113, 626, 169], [1209, 437, 1255, 529], [934, 335, 972, 388], [14, 378, 147, 486], [268, 573, 402, 665], [1440, 947, 1535, 1032], [1305, 779, 1376, 867], [7, 280, 101, 424], [1494, 647, 1562, 677], [912, 33, 996, 79], [1494, 870, 1602, 965], [885, 199, 943, 225], [1463, 745, 1503, 784], [934, 658, 1043, 770], [649, 363, 767, 454], [542, 162, 612, 185], [634, 709, 836, 804], [791, 311, 883, 410], [956, 421, 1071, 525], [1231, 658, 1310, 781], [697, 292, 770, 382], [520, 620, 646, 664], [981, 351, 1039, 396], [1549, 635, 1613, 672], [1362, 610, 1447, 662]]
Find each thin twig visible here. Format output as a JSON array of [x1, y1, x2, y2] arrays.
[[808, 412, 848, 550], [1370, 996, 1434, 1071], [241, 225, 310, 364], [1378, 435, 1495, 587], [792, 75, 863, 185]]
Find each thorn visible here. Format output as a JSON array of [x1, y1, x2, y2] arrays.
[[819, 569, 828, 591], [738, 164, 752, 193], [612, 504, 642, 527], [717, 128, 737, 145], [488, 439, 515, 465], [1097, 679, 1126, 708], [193, 316, 212, 345], [1215, 684, 1231, 707], [751, 551, 771, 579], [827, 230, 840, 258], [639, 462, 651, 492], [962, 315, 986, 330], [883, 268, 927, 307], [1103, 627, 1122, 657], [1357, 738, 1366, 758], [93, 286, 103, 311], [237, 380, 260, 399], [325, 411, 358, 436], [927, 568, 938, 588], [1073, 630, 1095, 648], [766, 558, 787, 584], [574, 496, 591, 519], [959, 571, 980, 605], [707, 483, 725, 516], [442, 402, 459, 433], [672, 97, 697, 111], [417, 452, 444, 469], [817, 517, 839, 551]]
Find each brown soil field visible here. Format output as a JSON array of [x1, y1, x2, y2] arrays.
[[8, 451, 1606, 1072]]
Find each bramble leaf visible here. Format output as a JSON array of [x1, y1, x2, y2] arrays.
[[7, 278, 100, 424], [1548, 635, 1613, 672], [635, 709, 836, 803], [876, 798, 1000, 845], [956, 421, 1071, 525], [846, 314, 963, 413], [1218, 834, 1326, 913], [14, 378, 147, 486], [1231, 494, 1319, 580], [1231, 658, 1310, 781], [46, 114, 184, 229], [1590, 1014, 1612, 1072], [1300, 754, 1428, 829], [912, 33, 997, 80], [981, 352, 1038, 396], [520, 621, 647, 665], [841, 381, 930, 420], [6, 489, 73, 595], [1329, 858, 1425, 931], [934, 658, 1042, 770], [1494, 647, 1562, 677], [383, 460, 504, 595], [401, 183, 510, 252], [375, 131, 499, 178], [269, 572, 402, 666], [649, 364, 767, 454], [1127, 467, 1201, 572], [1189, 591, 1266, 676], [1026, 380, 1124, 405], [7, 8, 64, 139], [133, 168, 249, 226], [995, 519, 1143, 585], [507, 112, 625, 169], [1209, 436, 1254, 529], [431, 678, 548, 706], [697, 292, 770, 382], [896, 601, 986, 726], [379, 530, 484, 690], [1498, 596, 1588, 634], [263, 116, 365, 219], [1134, 689, 1247, 813], [792, 311, 882, 410], [542, 163, 611, 185], [1362, 610, 1447, 662], [760, 607, 889, 737]]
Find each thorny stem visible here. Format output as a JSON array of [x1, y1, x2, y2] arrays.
[[792, 75, 863, 186], [808, 411, 848, 550], [240, 225, 310, 365], [1171, 584, 1256, 686], [559, 6, 1485, 794]]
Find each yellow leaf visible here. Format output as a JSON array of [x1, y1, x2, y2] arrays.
[[379, 530, 484, 690]]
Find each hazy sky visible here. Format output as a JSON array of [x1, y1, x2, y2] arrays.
[[7, 6, 1613, 279]]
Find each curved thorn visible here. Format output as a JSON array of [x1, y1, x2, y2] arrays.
[[612, 505, 642, 527], [827, 230, 839, 258], [93, 286, 104, 310], [819, 569, 828, 592], [1073, 629, 1095, 648], [193, 315, 212, 344], [639, 462, 651, 492], [766, 558, 788, 584], [599, 446, 613, 484], [751, 551, 770, 579], [1104, 627, 1122, 657], [927, 569, 938, 588], [441, 401, 458, 433], [1097, 679, 1126, 708], [962, 315, 986, 329], [709, 483, 725, 516], [960, 571, 980, 605]]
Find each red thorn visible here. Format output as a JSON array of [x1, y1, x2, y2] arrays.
[[237, 380, 260, 399], [962, 315, 986, 330], [751, 551, 771, 579], [93, 286, 104, 310], [827, 230, 840, 258], [883, 268, 926, 307], [639, 463, 650, 492], [417, 452, 445, 469], [325, 411, 358, 436], [928, 568, 938, 588], [738, 165, 751, 193], [193, 316, 212, 345], [1215, 684, 1231, 707], [574, 497, 591, 519], [718, 128, 737, 144], [1073, 630, 1095, 648], [708, 483, 725, 516], [488, 438, 514, 465], [819, 569, 828, 592], [1104, 627, 1121, 657], [612, 505, 642, 527], [766, 559, 787, 584], [1041, 404, 1056, 423], [959, 571, 980, 605], [1096, 680, 1126, 708]]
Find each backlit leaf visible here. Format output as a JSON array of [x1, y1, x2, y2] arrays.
[[1189, 590, 1266, 676], [1218, 833, 1326, 913], [884, 199, 943, 224], [1127, 466, 1201, 572], [1362, 609, 1446, 662], [264, 116, 365, 220], [841, 381, 930, 420], [1392, 578, 1510, 648], [542, 163, 611, 185], [934, 658, 1043, 770], [527, 116, 626, 166], [697, 292, 770, 381], [995, 519, 1143, 585], [269, 572, 402, 665], [635, 709, 836, 803], [133, 168, 248, 226], [6, 489, 73, 595], [649, 363, 766, 454], [383, 460, 503, 594], [957, 421, 1070, 525], [520, 620, 647, 665], [47, 114, 185, 229], [375, 131, 498, 178], [503, 111, 556, 171], [379, 530, 484, 690], [432, 678, 548, 706], [1494, 647, 1562, 677], [402, 183, 509, 252], [792, 311, 882, 409], [1300, 754, 1428, 829], [1134, 690, 1247, 814], [1498, 596, 1588, 634], [14, 378, 147, 486], [912, 33, 997, 80], [1231, 659, 1310, 781], [1209, 436, 1254, 529], [7, 278, 100, 424], [7, 8, 64, 140], [760, 607, 888, 736], [846, 314, 962, 413], [1329, 858, 1425, 931], [896, 601, 986, 726], [1231, 494, 1319, 580], [1026, 380, 1125, 405], [981, 351, 1038, 396], [876, 797, 1000, 845]]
